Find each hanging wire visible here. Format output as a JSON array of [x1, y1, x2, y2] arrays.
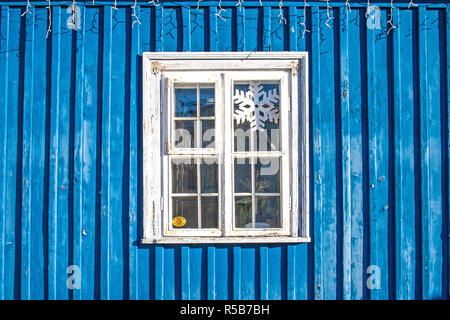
[[408, 0, 417, 9], [71, 0, 77, 30], [46, 0, 52, 38], [345, 0, 351, 12], [216, 0, 227, 21], [325, 0, 334, 29], [300, 0, 310, 39], [21, 0, 32, 16], [14, 0, 416, 38], [236, 0, 244, 11], [278, 0, 287, 25], [132, 0, 141, 28], [365, 0, 374, 19], [387, 0, 396, 35]]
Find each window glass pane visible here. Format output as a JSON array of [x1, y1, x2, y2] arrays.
[[199, 88, 215, 117], [235, 196, 252, 228], [172, 159, 197, 193], [201, 196, 218, 228], [175, 88, 197, 117], [233, 82, 280, 152], [234, 121, 251, 152], [256, 120, 280, 151], [200, 160, 218, 193], [174, 120, 195, 148], [234, 158, 252, 193], [201, 120, 215, 148], [256, 196, 280, 228], [255, 157, 280, 193], [172, 197, 198, 228]]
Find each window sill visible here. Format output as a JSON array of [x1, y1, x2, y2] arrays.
[[141, 236, 311, 244]]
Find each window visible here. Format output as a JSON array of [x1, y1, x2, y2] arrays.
[[142, 52, 309, 243]]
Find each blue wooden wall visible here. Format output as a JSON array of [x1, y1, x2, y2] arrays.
[[0, 0, 448, 300]]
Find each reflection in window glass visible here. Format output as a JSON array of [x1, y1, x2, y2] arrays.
[[256, 196, 280, 228], [174, 85, 215, 149], [175, 88, 197, 117], [200, 88, 215, 117], [233, 82, 280, 152], [201, 196, 218, 228], [235, 196, 252, 228], [233, 157, 281, 229], [255, 157, 280, 193], [171, 157, 219, 229], [172, 160, 197, 193], [174, 120, 195, 148], [172, 197, 198, 228]]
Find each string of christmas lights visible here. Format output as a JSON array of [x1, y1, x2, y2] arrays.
[[18, 0, 414, 38]]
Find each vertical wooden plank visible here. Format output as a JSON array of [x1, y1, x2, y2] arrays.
[[101, 6, 128, 300], [181, 6, 190, 52], [270, 4, 287, 51], [162, 6, 181, 52], [236, 6, 245, 51], [267, 246, 283, 299], [73, 5, 101, 300], [216, 5, 233, 51], [232, 246, 241, 299], [288, 6, 297, 51], [287, 4, 310, 301], [47, 6, 71, 300], [129, 4, 150, 300], [72, 3, 86, 300], [0, 5, 7, 300], [209, 6, 218, 51], [188, 246, 205, 299], [206, 245, 215, 299], [262, 6, 270, 51], [190, 6, 207, 52], [2, 6, 23, 300], [340, 7, 364, 300], [311, 6, 338, 300], [244, 7, 259, 51], [100, 5, 112, 300], [129, 3, 138, 300], [20, 5, 34, 300], [367, 8, 390, 300], [447, 6, 450, 301], [28, 6, 48, 300], [216, 246, 231, 299], [418, 7, 444, 300], [286, 244, 295, 299], [155, 4, 162, 52], [393, 8, 417, 300], [259, 246, 268, 300], [180, 245, 190, 299], [162, 246, 177, 300], [240, 246, 256, 300], [154, 245, 164, 299]]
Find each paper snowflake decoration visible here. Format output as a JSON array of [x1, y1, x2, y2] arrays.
[[233, 82, 280, 132]]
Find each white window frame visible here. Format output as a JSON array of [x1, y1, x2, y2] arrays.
[[142, 52, 310, 244]]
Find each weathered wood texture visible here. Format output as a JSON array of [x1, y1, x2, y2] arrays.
[[0, 1, 448, 300]]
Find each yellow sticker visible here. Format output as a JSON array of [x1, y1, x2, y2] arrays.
[[172, 216, 186, 227]]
